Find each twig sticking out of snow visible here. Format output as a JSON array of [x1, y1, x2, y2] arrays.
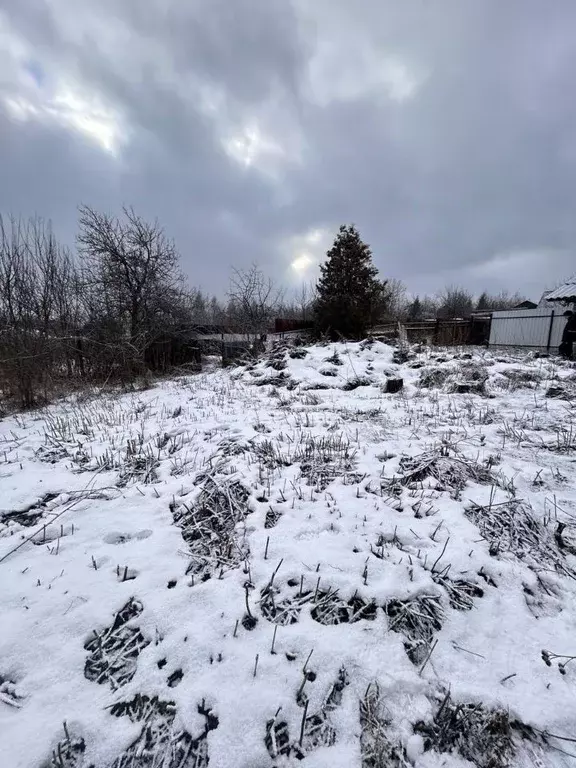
[[45, 722, 86, 768], [0, 483, 117, 563]]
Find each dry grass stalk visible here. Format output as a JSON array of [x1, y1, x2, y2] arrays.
[[43, 723, 85, 768], [384, 595, 444, 665], [109, 695, 218, 768], [393, 447, 510, 498], [84, 598, 149, 691], [360, 684, 408, 768], [295, 434, 358, 490], [265, 668, 349, 761], [171, 476, 250, 581], [465, 499, 574, 577], [415, 691, 514, 768]]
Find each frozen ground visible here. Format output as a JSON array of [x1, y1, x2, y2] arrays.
[[1, 340, 576, 768]]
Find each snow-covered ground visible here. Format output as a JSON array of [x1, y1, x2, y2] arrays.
[[2, 341, 576, 768]]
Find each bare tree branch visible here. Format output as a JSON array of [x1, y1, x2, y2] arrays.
[[227, 263, 283, 338]]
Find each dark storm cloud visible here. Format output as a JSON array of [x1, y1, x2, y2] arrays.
[[279, 0, 576, 297], [1, 0, 576, 298]]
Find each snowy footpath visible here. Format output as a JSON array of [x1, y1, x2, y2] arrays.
[[1, 341, 576, 768]]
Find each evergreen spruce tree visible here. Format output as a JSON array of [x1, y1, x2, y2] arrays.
[[476, 292, 489, 311], [407, 296, 422, 320], [315, 225, 385, 339]]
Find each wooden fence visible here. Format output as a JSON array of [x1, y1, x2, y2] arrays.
[[373, 317, 491, 347]]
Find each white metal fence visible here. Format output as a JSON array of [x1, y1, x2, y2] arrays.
[[489, 308, 567, 350]]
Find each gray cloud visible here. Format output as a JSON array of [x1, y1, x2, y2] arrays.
[[1, 1, 576, 299]]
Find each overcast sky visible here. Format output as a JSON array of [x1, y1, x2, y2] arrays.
[[1, 1, 576, 301]]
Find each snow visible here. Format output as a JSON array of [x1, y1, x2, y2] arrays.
[[1, 340, 576, 767]]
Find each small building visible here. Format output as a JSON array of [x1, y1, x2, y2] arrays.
[[542, 282, 576, 307], [537, 291, 556, 310], [487, 282, 576, 352]]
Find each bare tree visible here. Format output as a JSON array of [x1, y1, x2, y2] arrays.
[[420, 295, 439, 318], [0, 215, 34, 406], [78, 206, 181, 364], [0, 215, 83, 406], [227, 263, 283, 338], [382, 278, 408, 320], [276, 282, 317, 323], [437, 286, 474, 319], [295, 281, 316, 323]]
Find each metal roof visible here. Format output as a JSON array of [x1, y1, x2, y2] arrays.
[[543, 282, 576, 302]]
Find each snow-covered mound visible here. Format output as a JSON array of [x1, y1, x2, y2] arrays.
[[1, 341, 576, 767]]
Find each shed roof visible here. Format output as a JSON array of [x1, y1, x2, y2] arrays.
[[545, 282, 576, 302]]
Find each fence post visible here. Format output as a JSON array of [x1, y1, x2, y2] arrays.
[[546, 310, 555, 352]]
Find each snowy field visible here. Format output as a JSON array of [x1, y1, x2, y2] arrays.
[[2, 340, 576, 768]]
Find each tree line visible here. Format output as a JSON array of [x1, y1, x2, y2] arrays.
[[0, 210, 526, 408], [0, 207, 316, 408]]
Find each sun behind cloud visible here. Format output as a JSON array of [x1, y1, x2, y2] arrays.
[[283, 226, 332, 281], [291, 252, 314, 273]]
